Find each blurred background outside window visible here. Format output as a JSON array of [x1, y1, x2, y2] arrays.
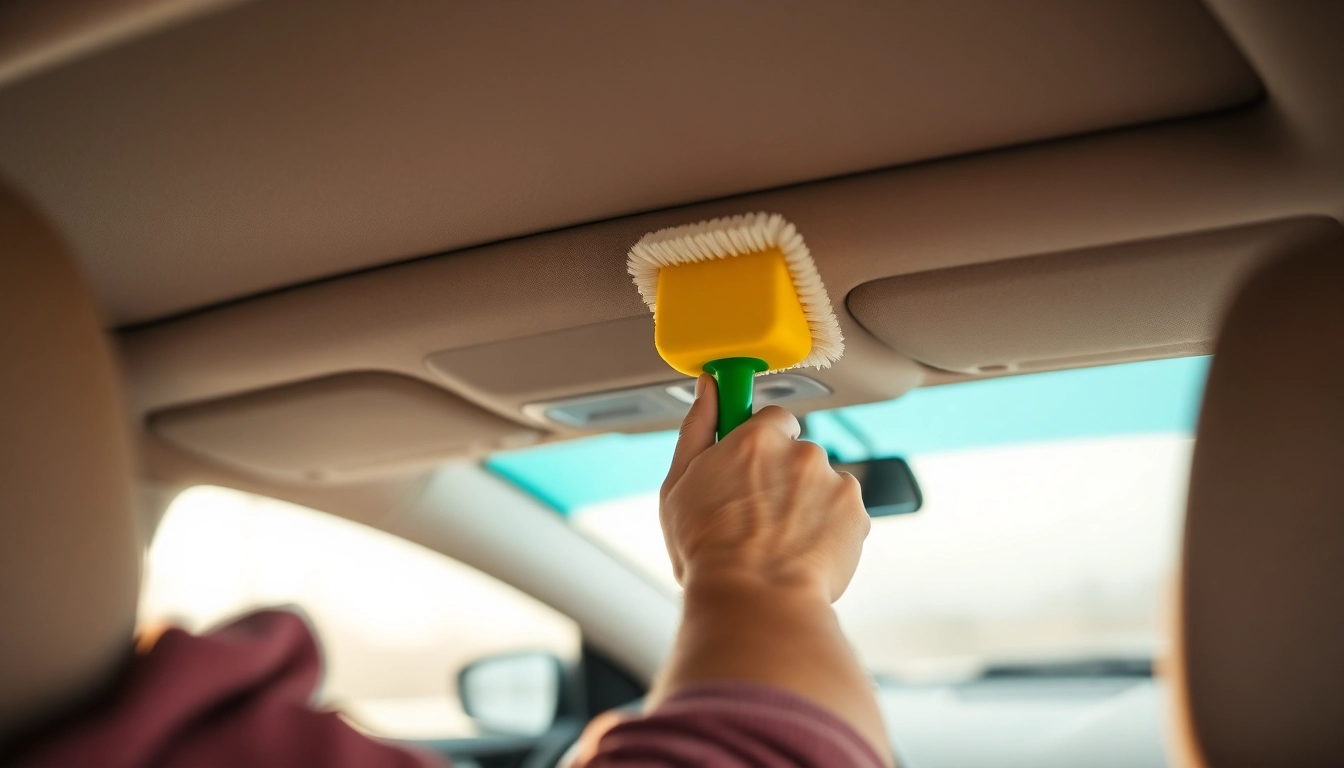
[[141, 356, 1208, 742], [489, 356, 1209, 682], [139, 487, 579, 740]]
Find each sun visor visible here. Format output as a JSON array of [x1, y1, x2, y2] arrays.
[[847, 218, 1341, 375], [150, 372, 541, 483], [426, 316, 679, 399]]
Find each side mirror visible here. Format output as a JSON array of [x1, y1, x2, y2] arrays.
[[457, 652, 563, 736], [830, 456, 923, 516]]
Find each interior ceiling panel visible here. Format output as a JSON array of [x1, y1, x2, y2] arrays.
[[0, 0, 1260, 325]]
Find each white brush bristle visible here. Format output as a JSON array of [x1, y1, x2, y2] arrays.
[[626, 212, 844, 371]]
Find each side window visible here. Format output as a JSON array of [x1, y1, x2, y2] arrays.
[[139, 486, 579, 740]]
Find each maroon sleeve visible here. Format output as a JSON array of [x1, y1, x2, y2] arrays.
[[12, 609, 883, 768], [587, 682, 887, 768], [11, 610, 445, 768]]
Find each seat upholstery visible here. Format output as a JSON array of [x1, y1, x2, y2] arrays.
[[1172, 235, 1344, 767], [0, 182, 141, 745]]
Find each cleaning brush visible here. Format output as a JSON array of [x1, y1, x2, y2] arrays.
[[627, 212, 844, 438]]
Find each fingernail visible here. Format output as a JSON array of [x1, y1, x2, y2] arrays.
[[694, 375, 706, 399]]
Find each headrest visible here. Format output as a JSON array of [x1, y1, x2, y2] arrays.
[[0, 183, 140, 744], [1174, 235, 1344, 766]]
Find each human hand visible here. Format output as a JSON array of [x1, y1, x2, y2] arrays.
[[659, 374, 870, 602], [649, 375, 891, 762]]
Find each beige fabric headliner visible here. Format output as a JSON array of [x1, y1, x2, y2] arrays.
[[14, 2, 1344, 489], [117, 0, 1344, 444], [0, 0, 1259, 325]]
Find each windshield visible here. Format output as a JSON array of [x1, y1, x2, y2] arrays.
[[486, 356, 1209, 682]]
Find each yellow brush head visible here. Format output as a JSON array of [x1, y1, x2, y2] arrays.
[[627, 213, 844, 377]]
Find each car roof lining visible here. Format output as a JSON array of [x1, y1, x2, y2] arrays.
[[2, 0, 1261, 325], [2, 1, 1342, 492]]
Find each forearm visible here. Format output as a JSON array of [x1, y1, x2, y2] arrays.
[[649, 569, 893, 764]]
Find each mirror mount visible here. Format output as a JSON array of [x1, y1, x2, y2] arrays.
[[829, 456, 923, 516]]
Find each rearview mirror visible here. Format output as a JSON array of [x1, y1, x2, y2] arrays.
[[830, 457, 923, 516], [457, 652, 563, 736]]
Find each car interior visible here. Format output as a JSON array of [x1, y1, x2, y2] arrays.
[[1, 2, 1341, 767]]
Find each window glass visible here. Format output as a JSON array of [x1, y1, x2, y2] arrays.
[[485, 356, 1209, 681], [139, 486, 580, 740]]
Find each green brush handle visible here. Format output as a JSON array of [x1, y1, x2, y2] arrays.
[[703, 357, 768, 440]]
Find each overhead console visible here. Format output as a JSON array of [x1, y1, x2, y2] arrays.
[[423, 317, 866, 433]]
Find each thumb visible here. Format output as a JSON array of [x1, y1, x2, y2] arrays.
[[663, 374, 718, 493]]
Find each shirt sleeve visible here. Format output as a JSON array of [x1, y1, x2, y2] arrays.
[[585, 681, 888, 768], [11, 609, 886, 768], [9, 609, 446, 768]]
